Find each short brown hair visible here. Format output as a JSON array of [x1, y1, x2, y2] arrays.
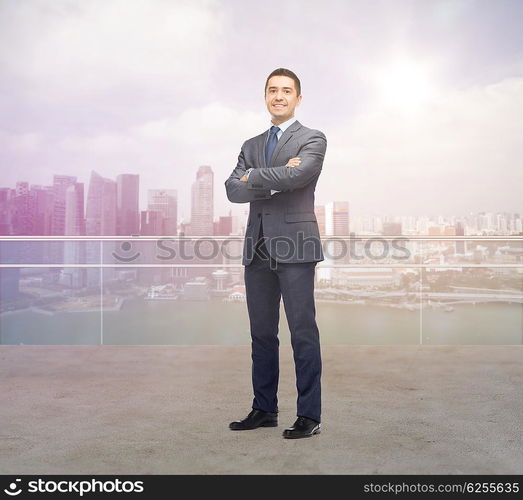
[[264, 68, 301, 96]]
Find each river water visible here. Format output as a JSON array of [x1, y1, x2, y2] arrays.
[[1, 299, 521, 345]]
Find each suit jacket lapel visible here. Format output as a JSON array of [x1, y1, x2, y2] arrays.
[[257, 120, 302, 169], [257, 131, 269, 168], [269, 120, 301, 167]]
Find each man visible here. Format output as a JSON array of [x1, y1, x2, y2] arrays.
[[225, 68, 326, 439]]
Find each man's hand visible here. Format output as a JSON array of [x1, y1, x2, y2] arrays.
[[286, 157, 301, 167], [240, 168, 253, 182]]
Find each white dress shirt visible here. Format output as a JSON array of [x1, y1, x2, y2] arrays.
[[245, 116, 297, 195]]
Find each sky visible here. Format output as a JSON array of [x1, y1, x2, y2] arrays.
[[1, 0, 522, 222]]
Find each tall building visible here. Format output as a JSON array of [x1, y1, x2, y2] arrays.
[[325, 201, 350, 236], [455, 221, 465, 254], [50, 175, 77, 275], [61, 182, 86, 288], [140, 210, 163, 236], [320, 201, 350, 283], [15, 181, 29, 196], [11, 184, 34, 235], [214, 215, 233, 236], [64, 183, 86, 236], [52, 175, 77, 235], [0, 188, 18, 303], [86, 171, 117, 236], [138, 210, 163, 285], [116, 174, 140, 236], [382, 222, 402, 236], [148, 189, 177, 236], [85, 171, 117, 287], [10, 185, 39, 275], [0, 188, 12, 235], [514, 214, 522, 234], [28, 186, 55, 270], [190, 165, 213, 236], [314, 204, 326, 236], [31, 186, 55, 236]]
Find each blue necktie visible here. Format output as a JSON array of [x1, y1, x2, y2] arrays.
[[265, 126, 281, 167]]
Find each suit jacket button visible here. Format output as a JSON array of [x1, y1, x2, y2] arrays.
[[257, 213, 261, 218]]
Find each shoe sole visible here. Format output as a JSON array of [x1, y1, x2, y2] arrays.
[[229, 421, 278, 430], [261, 421, 278, 427], [283, 428, 321, 439]]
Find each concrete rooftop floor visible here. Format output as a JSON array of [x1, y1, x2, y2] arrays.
[[0, 345, 522, 475]]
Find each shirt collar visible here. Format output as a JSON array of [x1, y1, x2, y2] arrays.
[[269, 116, 297, 135]]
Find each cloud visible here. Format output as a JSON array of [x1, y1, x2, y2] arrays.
[[0, 0, 224, 102], [0, 130, 43, 152], [319, 77, 523, 214], [136, 101, 265, 147], [56, 100, 264, 158], [46, 101, 267, 218], [2, 78, 522, 219], [1, 0, 522, 220]]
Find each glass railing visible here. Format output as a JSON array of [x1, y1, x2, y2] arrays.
[[1, 235, 521, 345]]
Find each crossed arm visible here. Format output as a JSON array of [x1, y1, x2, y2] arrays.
[[224, 131, 327, 204], [224, 143, 273, 203]]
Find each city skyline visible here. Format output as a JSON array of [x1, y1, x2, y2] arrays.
[[0, 168, 521, 237], [0, 0, 522, 220]]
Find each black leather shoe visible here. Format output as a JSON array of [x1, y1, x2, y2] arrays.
[[282, 416, 321, 439], [229, 409, 278, 430]]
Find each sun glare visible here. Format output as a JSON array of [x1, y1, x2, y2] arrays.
[[375, 59, 435, 113]]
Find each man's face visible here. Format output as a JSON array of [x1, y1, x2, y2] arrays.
[[264, 75, 302, 125]]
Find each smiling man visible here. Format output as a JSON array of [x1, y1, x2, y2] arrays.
[[225, 68, 327, 439]]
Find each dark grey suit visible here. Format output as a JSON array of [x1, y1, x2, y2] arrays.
[[225, 120, 326, 265], [225, 120, 327, 423]]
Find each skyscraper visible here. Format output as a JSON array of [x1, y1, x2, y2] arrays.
[[49, 176, 78, 276], [190, 165, 213, 236], [86, 171, 117, 236], [116, 174, 140, 236], [320, 201, 350, 283], [0, 188, 12, 235], [12, 183, 33, 235], [0, 188, 20, 302], [325, 201, 350, 237], [15, 181, 29, 197], [214, 215, 233, 236], [52, 175, 77, 236], [31, 186, 55, 236], [85, 171, 117, 287], [315, 204, 326, 236], [64, 183, 85, 236], [455, 221, 465, 254], [61, 182, 86, 288], [140, 210, 163, 236], [148, 189, 177, 236], [138, 210, 163, 285]]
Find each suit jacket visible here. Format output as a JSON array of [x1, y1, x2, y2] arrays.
[[225, 120, 327, 265]]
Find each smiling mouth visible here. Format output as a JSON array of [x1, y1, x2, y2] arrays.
[[272, 104, 286, 108]]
